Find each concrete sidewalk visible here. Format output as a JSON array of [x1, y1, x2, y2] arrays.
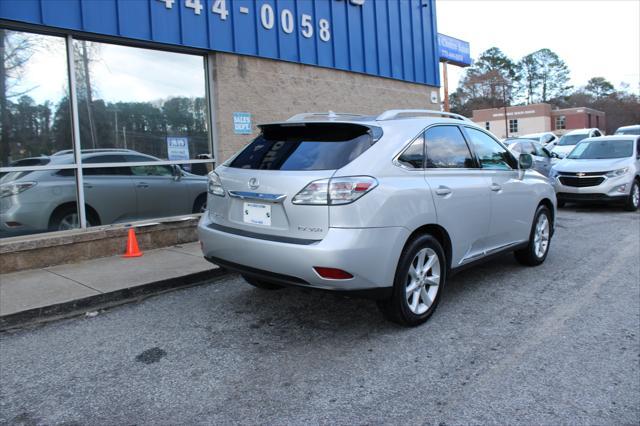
[[0, 242, 224, 330]]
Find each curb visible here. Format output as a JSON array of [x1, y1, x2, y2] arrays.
[[0, 267, 229, 332]]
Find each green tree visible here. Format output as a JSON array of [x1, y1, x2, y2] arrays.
[[584, 77, 615, 99], [452, 47, 520, 114], [517, 49, 571, 103]]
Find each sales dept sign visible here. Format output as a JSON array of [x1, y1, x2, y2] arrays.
[[167, 137, 190, 161], [233, 112, 252, 135]]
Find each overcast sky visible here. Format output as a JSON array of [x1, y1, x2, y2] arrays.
[[436, 0, 640, 96]]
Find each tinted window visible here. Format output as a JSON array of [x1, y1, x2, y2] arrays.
[[83, 154, 131, 176], [465, 128, 516, 170], [131, 165, 173, 176], [229, 123, 376, 170], [397, 135, 424, 168], [425, 126, 474, 168]]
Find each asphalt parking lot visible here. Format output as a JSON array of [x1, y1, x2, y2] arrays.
[[1, 206, 638, 425]]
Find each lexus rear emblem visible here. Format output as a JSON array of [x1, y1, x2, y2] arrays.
[[248, 177, 260, 190]]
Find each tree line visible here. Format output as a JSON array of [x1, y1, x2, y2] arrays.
[[450, 47, 639, 134], [1, 30, 209, 166]]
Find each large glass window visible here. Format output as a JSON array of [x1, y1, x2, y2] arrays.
[[425, 126, 474, 168], [72, 40, 209, 162], [1, 28, 214, 240], [1, 168, 79, 238], [465, 127, 516, 170], [0, 30, 72, 166]]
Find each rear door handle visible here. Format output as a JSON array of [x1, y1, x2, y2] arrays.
[[490, 183, 502, 192], [435, 186, 452, 196], [136, 182, 149, 188]]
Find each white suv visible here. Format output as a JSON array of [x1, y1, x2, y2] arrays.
[[552, 128, 602, 158], [198, 110, 557, 326]]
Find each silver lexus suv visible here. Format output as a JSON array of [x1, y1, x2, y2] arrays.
[[198, 110, 557, 326]]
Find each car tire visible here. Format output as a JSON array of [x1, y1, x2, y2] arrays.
[[241, 274, 283, 290], [624, 180, 639, 212], [193, 194, 207, 214], [514, 205, 552, 266], [377, 234, 446, 327], [48, 205, 97, 231]]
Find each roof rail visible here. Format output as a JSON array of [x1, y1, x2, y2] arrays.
[[286, 111, 367, 122], [376, 109, 471, 122]]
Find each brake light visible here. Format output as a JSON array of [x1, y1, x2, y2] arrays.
[[292, 176, 377, 205], [313, 267, 354, 280]]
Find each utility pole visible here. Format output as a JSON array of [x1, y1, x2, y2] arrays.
[[114, 109, 119, 148], [80, 40, 97, 149], [442, 62, 450, 112], [502, 82, 509, 139]]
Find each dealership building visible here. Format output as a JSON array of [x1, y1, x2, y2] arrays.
[[1, 0, 443, 241], [472, 103, 606, 140]]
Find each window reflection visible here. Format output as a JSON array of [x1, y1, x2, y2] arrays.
[[72, 40, 210, 161], [0, 30, 72, 167], [0, 168, 79, 237]]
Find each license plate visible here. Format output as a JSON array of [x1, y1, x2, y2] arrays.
[[243, 202, 271, 226]]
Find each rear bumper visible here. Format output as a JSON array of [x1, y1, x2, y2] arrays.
[[197, 214, 409, 292]]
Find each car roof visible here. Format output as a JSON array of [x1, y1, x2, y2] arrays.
[[616, 124, 640, 130], [580, 135, 638, 142], [564, 128, 598, 135]]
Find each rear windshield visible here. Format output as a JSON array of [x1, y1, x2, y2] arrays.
[[228, 123, 378, 170]]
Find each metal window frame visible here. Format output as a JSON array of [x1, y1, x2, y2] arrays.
[[0, 25, 218, 234]]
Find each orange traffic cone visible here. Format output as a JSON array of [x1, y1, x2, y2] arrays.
[[123, 228, 143, 258]]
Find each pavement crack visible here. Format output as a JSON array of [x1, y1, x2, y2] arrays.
[[42, 269, 103, 294]]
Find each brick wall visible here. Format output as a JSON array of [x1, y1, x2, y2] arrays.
[[211, 52, 440, 162]]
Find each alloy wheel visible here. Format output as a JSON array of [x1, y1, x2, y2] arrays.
[[633, 183, 639, 208], [405, 248, 441, 315], [58, 213, 91, 231], [534, 213, 550, 258]]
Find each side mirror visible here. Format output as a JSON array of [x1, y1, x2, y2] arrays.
[[519, 153, 533, 170]]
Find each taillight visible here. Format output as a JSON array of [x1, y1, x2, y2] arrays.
[[292, 176, 377, 205], [207, 172, 225, 197]]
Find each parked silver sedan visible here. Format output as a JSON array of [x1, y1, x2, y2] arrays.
[[0, 150, 208, 237], [550, 135, 640, 210], [506, 138, 559, 177], [198, 110, 557, 326]]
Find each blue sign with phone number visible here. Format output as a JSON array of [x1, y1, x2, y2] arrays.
[[437, 33, 472, 67], [1, 0, 440, 87]]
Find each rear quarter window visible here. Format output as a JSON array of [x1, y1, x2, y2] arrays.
[[228, 123, 378, 170]]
